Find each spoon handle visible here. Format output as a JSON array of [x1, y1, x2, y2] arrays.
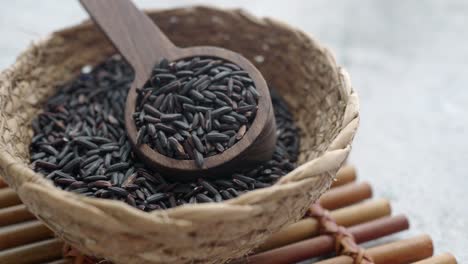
[[80, 0, 176, 86]]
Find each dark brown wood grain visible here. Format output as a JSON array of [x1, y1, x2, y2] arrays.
[[80, 0, 277, 178], [80, 0, 175, 87]]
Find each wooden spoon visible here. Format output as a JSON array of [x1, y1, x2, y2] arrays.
[[80, 0, 277, 178]]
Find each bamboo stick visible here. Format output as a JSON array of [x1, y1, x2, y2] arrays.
[[256, 198, 391, 252], [332, 166, 356, 188], [238, 215, 408, 264], [0, 220, 54, 250], [314, 234, 433, 264], [0, 204, 35, 227], [368, 234, 433, 264], [0, 238, 63, 264], [413, 253, 457, 264], [319, 182, 372, 210], [0, 188, 21, 208]]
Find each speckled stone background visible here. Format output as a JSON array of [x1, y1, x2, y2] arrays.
[[1, 1, 466, 262]]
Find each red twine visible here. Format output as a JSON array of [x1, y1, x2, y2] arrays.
[[307, 203, 374, 264]]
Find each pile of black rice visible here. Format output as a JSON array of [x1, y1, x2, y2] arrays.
[[29, 55, 300, 211], [134, 57, 260, 168]]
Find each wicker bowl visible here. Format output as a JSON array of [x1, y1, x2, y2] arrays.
[[0, 6, 358, 264]]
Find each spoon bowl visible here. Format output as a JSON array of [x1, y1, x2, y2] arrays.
[[126, 46, 276, 176], [81, 0, 277, 178]]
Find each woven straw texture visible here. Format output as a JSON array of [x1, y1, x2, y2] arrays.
[[0, 6, 359, 264]]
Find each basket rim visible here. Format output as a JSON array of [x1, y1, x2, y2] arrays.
[[0, 6, 359, 221]]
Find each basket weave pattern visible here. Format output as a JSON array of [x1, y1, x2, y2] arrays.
[[0, 7, 359, 264]]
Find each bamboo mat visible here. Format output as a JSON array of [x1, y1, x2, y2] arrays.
[[0, 166, 457, 264]]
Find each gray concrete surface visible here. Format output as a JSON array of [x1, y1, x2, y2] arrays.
[[1, 1, 467, 262]]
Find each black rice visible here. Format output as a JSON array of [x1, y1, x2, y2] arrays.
[[134, 57, 260, 168], [29, 55, 300, 212]]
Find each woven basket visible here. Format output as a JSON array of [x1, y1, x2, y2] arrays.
[[0, 6, 358, 264]]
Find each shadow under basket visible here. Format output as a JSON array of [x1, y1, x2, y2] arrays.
[[0, 6, 359, 264]]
